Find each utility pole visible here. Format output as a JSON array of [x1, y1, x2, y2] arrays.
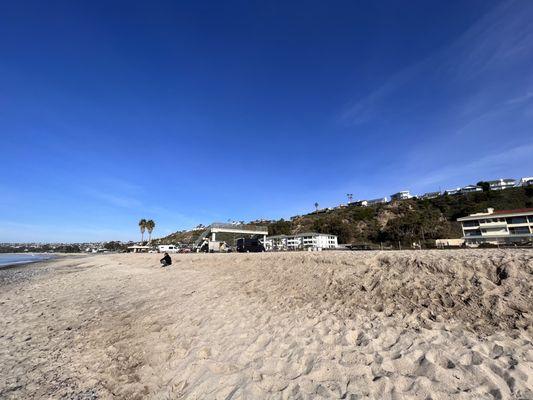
[[398, 241, 402, 250]]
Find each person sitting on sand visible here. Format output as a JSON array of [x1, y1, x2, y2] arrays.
[[160, 252, 172, 267]]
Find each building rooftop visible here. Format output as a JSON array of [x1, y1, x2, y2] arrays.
[[488, 178, 516, 184], [492, 208, 533, 215], [268, 232, 337, 239], [457, 207, 533, 221]]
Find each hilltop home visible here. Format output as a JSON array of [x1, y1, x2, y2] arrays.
[[445, 188, 461, 195], [419, 191, 441, 200], [366, 197, 388, 205], [461, 185, 483, 193], [390, 191, 412, 201], [519, 177, 533, 186], [265, 233, 338, 251], [457, 208, 533, 245], [488, 178, 516, 190]]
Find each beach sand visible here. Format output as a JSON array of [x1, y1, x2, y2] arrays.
[[1, 250, 532, 399]]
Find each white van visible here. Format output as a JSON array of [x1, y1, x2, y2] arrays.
[[157, 245, 179, 253]]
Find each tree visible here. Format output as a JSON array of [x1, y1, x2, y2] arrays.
[[104, 241, 126, 252], [138, 219, 147, 243], [146, 220, 156, 243], [476, 181, 491, 192], [268, 219, 292, 236]]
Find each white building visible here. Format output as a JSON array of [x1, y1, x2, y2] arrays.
[[265, 233, 338, 251], [457, 208, 533, 245], [419, 191, 441, 200], [366, 197, 388, 206], [461, 185, 482, 193], [445, 188, 461, 195], [488, 178, 516, 190], [519, 177, 533, 187], [390, 191, 412, 201]]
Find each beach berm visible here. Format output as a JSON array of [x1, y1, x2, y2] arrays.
[[0, 250, 532, 399]]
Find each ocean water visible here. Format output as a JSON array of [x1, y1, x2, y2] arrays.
[[0, 253, 54, 268]]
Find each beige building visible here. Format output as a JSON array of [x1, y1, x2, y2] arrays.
[[457, 208, 533, 245]]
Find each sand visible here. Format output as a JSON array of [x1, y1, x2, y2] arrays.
[[0, 250, 532, 399]]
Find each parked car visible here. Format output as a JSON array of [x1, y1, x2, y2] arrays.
[[236, 238, 265, 253]]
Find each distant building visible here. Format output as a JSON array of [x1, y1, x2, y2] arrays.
[[461, 185, 482, 193], [487, 178, 516, 190], [519, 177, 533, 186], [265, 233, 338, 251], [390, 191, 412, 201], [457, 207, 533, 245], [419, 191, 441, 200], [350, 200, 368, 207], [366, 197, 388, 205], [445, 188, 461, 195]]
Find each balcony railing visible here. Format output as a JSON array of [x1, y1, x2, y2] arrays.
[[479, 221, 507, 227]]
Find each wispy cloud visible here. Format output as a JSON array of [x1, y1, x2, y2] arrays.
[[505, 92, 533, 105], [340, 0, 533, 126], [414, 143, 533, 188], [82, 187, 143, 209], [78, 178, 144, 209]]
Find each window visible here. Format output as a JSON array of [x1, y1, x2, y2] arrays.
[[507, 217, 528, 224], [462, 221, 479, 227], [509, 227, 530, 235]]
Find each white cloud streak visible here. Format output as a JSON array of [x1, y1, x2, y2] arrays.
[[340, 0, 533, 126], [414, 143, 533, 188]]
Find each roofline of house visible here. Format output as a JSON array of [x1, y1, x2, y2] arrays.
[[457, 208, 533, 221]]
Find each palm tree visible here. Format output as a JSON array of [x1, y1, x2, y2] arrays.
[[314, 202, 319, 212], [146, 220, 155, 243], [138, 219, 147, 243]]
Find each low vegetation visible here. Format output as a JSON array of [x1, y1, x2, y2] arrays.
[[158, 187, 533, 246]]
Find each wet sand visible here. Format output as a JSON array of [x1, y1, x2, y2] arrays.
[[1, 250, 532, 399]]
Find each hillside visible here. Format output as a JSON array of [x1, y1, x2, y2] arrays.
[[153, 229, 205, 246], [157, 186, 533, 246]]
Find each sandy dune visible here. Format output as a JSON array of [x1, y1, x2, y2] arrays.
[[1, 250, 532, 399]]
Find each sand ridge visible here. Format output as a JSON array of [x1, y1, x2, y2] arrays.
[[0, 250, 532, 399]]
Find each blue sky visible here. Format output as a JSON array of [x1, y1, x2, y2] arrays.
[[1, 0, 532, 242]]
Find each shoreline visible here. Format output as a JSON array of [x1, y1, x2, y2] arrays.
[[0, 253, 90, 270], [0, 253, 57, 269]]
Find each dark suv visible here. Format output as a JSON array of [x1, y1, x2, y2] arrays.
[[236, 238, 265, 253]]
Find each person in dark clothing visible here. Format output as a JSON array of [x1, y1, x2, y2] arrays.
[[160, 252, 172, 267]]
